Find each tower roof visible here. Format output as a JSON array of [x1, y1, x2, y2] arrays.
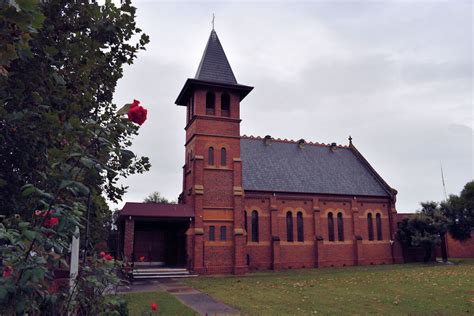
[[195, 30, 238, 85]]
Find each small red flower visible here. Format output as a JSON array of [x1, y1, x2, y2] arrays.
[[127, 99, 147, 125], [151, 303, 158, 311], [35, 210, 43, 216], [100, 251, 106, 258], [139, 256, 145, 262], [44, 217, 59, 228], [104, 254, 113, 261], [2, 266, 12, 278]]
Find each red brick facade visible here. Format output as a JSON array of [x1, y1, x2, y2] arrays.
[[175, 81, 404, 275]]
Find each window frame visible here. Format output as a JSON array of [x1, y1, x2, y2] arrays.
[[297, 211, 304, 242], [337, 212, 344, 241], [328, 212, 335, 242], [376, 213, 382, 241], [251, 210, 259, 242], [286, 211, 294, 242], [368, 213, 374, 241], [206, 91, 215, 115], [209, 225, 215, 241], [208, 147, 214, 165], [220, 226, 227, 241]]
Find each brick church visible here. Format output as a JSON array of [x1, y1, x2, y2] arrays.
[[117, 29, 407, 275]]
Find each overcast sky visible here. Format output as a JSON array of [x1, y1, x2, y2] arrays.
[[111, 0, 473, 213]]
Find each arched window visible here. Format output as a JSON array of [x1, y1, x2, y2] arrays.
[[220, 226, 227, 241], [206, 91, 215, 115], [221, 148, 227, 166], [328, 212, 335, 242], [367, 213, 374, 241], [297, 211, 304, 242], [209, 226, 215, 241], [221, 93, 230, 117], [376, 213, 382, 240], [286, 212, 294, 242], [251, 211, 259, 242], [337, 212, 344, 241], [208, 147, 214, 165], [244, 211, 248, 232]]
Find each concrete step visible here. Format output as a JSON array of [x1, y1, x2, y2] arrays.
[[133, 268, 188, 274], [133, 274, 198, 279], [133, 271, 191, 276], [131, 267, 196, 279]]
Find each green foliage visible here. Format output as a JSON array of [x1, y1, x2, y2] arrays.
[[396, 202, 447, 261], [0, 0, 150, 314], [143, 191, 176, 204], [442, 181, 474, 241]]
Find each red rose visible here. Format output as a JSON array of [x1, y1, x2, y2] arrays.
[[100, 251, 106, 258], [139, 256, 145, 262], [2, 266, 12, 278], [151, 303, 157, 311], [127, 99, 147, 125], [44, 217, 59, 228], [104, 254, 113, 261]]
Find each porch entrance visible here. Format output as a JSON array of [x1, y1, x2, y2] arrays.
[[134, 220, 188, 267]]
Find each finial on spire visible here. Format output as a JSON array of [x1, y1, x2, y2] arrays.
[[212, 13, 215, 30], [348, 135, 353, 145]]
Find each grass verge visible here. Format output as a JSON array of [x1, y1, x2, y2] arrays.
[[184, 260, 474, 315], [120, 291, 196, 316]]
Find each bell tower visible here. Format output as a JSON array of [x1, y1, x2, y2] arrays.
[[175, 29, 253, 274]]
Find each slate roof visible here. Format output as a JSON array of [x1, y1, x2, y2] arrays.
[[195, 30, 238, 85], [119, 202, 194, 219], [241, 137, 391, 197]]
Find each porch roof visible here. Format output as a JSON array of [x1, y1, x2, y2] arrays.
[[119, 202, 194, 219]]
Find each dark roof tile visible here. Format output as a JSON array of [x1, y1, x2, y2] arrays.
[[195, 30, 237, 85], [241, 138, 390, 197]]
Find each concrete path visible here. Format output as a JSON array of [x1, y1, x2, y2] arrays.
[[116, 280, 164, 294], [159, 279, 240, 316]]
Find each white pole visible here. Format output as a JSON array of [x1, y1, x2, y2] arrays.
[[69, 226, 80, 293]]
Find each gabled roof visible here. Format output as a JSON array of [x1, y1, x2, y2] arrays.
[[241, 137, 392, 197], [119, 202, 194, 219], [195, 30, 237, 85]]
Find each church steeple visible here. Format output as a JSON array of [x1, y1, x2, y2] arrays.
[[175, 30, 252, 106], [195, 30, 237, 85]]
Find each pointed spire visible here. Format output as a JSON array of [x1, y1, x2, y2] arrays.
[[348, 135, 353, 145], [195, 30, 238, 85]]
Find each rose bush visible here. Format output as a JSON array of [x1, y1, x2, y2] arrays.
[[0, 1, 151, 314]]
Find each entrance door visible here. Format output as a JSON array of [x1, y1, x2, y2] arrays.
[[134, 220, 188, 267]]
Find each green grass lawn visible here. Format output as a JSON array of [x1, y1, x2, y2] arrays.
[[184, 260, 474, 315], [120, 291, 196, 316]]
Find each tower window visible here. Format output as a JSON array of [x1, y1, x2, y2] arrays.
[[206, 91, 215, 115], [251, 210, 259, 242], [286, 212, 294, 242], [208, 147, 214, 165], [209, 226, 215, 241], [221, 93, 230, 117], [337, 212, 344, 241], [376, 213, 382, 240], [328, 212, 335, 242], [297, 211, 304, 242], [220, 226, 227, 241], [221, 148, 227, 166], [368, 213, 374, 241]]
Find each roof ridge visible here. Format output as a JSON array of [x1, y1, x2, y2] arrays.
[[241, 135, 349, 148]]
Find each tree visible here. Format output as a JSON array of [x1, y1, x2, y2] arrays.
[[442, 181, 474, 241], [396, 202, 447, 262], [144, 191, 176, 204], [0, 1, 150, 314]]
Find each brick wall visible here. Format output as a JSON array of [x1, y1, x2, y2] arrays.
[[446, 232, 474, 258]]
